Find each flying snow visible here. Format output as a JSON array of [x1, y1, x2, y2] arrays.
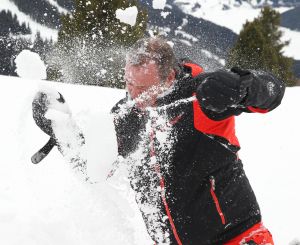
[[116, 6, 138, 26], [86, 113, 118, 183], [153, 0, 167, 10], [15, 50, 47, 80]]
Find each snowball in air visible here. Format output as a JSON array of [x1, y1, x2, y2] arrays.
[[167, 41, 174, 48], [15, 50, 47, 80], [153, 0, 166, 9], [116, 6, 138, 26]]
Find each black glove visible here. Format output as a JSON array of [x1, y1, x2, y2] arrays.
[[231, 67, 283, 110], [196, 68, 248, 113]]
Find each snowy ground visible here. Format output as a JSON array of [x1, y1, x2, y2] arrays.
[[0, 75, 299, 244]]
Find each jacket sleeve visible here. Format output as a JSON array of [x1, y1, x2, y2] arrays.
[[111, 98, 143, 157], [196, 68, 286, 121]]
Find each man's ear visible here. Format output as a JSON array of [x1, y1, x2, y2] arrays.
[[165, 69, 176, 87]]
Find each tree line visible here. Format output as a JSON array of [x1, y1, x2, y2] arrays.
[[0, 10, 53, 76]]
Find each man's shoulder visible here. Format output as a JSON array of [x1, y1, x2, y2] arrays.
[[174, 60, 205, 97], [177, 58, 204, 79]]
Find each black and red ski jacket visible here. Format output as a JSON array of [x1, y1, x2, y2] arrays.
[[112, 62, 285, 245]]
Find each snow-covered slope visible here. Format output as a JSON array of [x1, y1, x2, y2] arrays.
[[0, 0, 62, 40], [174, 0, 291, 33], [174, 0, 300, 60], [46, 0, 69, 15], [0, 75, 299, 244], [139, 0, 237, 71]]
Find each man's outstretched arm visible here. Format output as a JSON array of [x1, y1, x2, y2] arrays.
[[195, 67, 286, 120]]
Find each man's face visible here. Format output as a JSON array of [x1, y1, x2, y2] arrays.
[[125, 61, 161, 100]]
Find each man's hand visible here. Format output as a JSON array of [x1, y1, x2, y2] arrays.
[[196, 69, 248, 112]]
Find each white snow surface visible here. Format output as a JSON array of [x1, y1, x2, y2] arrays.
[[174, 0, 300, 59], [116, 6, 138, 27], [153, 0, 167, 10], [86, 113, 118, 183], [0, 75, 151, 245], [174, 0, 292, 33], [0, 75, 299, 244], [45, 0, 69, 14], [15, 50, 47, 80], [1, 0, 58, 40], [280, 27, 300, 60]]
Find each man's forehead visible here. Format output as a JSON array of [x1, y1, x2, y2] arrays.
[[125, 61, 159, 76]]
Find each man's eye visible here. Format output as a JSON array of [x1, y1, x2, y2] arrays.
[[127, 83, 147, 90], [136, 86, 147, 89]]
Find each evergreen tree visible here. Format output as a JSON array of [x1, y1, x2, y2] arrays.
[[48, 0, 148, 88], [59, 0, 147, 47], [227, 7, 295, 86], [0, 10, 32, 76], [0, 36, 31, 76], [32, 32, 54, 61]]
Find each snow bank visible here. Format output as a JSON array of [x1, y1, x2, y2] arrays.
[[0, 74, 299, 244], [116, 6, 138, 26], [0, 75, 151, 245], [15, 50, 47, 80]]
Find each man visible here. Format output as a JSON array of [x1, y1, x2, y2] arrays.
[[112, 37, 285, 245]]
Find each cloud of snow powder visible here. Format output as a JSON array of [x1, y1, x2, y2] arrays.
[[47, 39, 127, 86]]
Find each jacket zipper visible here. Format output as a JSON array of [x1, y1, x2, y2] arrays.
[[209, 176, 226, 225]]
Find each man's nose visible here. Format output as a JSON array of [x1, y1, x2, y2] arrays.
[[126, 83, 133, 92]]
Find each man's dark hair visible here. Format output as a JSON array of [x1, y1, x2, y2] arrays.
[[126, 37, 176, 81]]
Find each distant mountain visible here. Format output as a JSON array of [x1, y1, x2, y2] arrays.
[[10, 0, 72, 29], [236, 0, 300, 7], [172, 0, 300, 78], [294, 60, 300, 77], [139, 0, 238, 70], [174, 0, 300, 15], [265, 0, 300, 7], [281, 6, 300, 31], [0, 10, 31, 36]]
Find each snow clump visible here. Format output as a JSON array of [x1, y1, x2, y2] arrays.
[[116, 6, 138, 26], [153, 0, 167, 9], [15, 50, 47, 80]]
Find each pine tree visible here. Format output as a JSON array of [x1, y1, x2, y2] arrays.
[[227, 7, 295, 86], [48, 0, 148, 88], [59, 0, 147, 47], [32, 32, 54, 61]]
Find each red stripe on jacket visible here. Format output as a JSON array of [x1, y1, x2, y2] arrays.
[[184, 63, 204, 77], [247, 106, 269, 114], [193, 99, 240, 147]]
